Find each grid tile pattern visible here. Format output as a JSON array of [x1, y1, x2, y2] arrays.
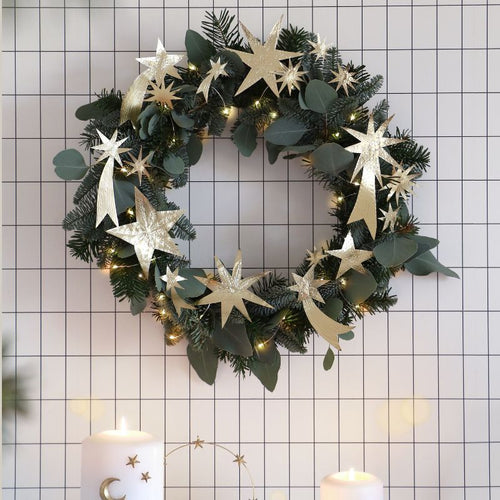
[[2, 1, 499, 499]]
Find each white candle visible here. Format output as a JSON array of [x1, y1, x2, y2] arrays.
[[320, 469, 383, 500], [81, 422, 163, 500]]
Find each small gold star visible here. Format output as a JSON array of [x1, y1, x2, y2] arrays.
[[192, 436, 205, 449], [145, 80, 181, 109], [305, 246, 327, 267], [141, 472, 151, 483], [126, 147, 153, 185], [233, 454, 246, 466], [329, 65, 359, 95], [92, 129, 130, 167], [308, 34, 330, 60], [276, 60, 306, 95], [197, 57, 228, 101], [126, 454, 140, 468], [327, 231, 373, 278], [379, 205, 400, 232], [136, 38, 182, 83], [385, 164, 418, 204]]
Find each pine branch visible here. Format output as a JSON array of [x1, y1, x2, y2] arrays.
[[201, 9, 244, 50]]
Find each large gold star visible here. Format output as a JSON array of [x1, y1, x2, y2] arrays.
[[276, 60, 307, 95], [106, 188, 183, 278], [378, 205, 400, 232], [126, 147, 153, 185], [385, 164, 418, 204], [141, 472, 151, 483], [327, 231, 373, 279], [197, 57, 228, 101], [126, 454, 140, 468], [329, 65, 359, 95], [137, 39, 182, 83], [145, 81, 181, 109], [196, 250, 274, 327], [229, 18, 302, 97], [308, 34, 330, 60], [92, 129, 130, 167]]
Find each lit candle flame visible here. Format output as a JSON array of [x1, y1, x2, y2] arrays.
[[348, 468, 355, 481], [119, 416, 127, 432]]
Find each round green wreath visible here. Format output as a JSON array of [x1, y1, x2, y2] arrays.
[[54, 11, 457, 391]]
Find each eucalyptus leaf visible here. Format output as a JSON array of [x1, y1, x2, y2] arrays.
[[148, 113, 160, 135], [130, 295, 147, 316], [323, 297, 343, 320], [323, 347, 335, 371], [154, 265, 163, 292], [186, 134, 203, 165], [75, 101, 106, 121], [407, 234, 440, 258], [185, 29, 214, 66], [266, 141, 283, 164], [187, 341, 218, 385], [344, 270, 377, 304], [172, 110, 195, 129], [163, 155, 185, 176], [264, 118, 309, 146], [249, 349, 281, 392], [298, 92, 309, 110], [53, 149, 88, 180], [113, 179, 136, 214], [310, 142, 354, 176], [373, 236, 418, 268], [405, 250, 459, 278], [232, 123, 257, 157], [255, 341, 279, 364], [304, 79, 338, 113], [177, 268, 207, 298], [213, 321, 253, 357], [338, 331, 354, 341], [117, 244, 136, 259]]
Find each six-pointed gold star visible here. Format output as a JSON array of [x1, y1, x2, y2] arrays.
[[229, 18, 302, 97], [327, 231, 373, 278], [378, 205, 400, 232], [276, 60, 307, 95], [126, 454, 140, 468], [161, 266, 195, 316], [126, 147, 153, 185], [92, 129, 130, 167], [106, 188, 183, 278], [197, 57, 228, 101], [308, 34, 330, 60], [385, 164, 418, 204], [137, 38, 183, 83], [233, 454, 246, 466], [192, 436, 205, 449], [196, 250, 274, 327], [305, 246, 327, 267], [141, 472, 151, 483], [329, 65, 359, 95], [145, 80, 181, 109]]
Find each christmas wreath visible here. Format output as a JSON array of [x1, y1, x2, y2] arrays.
[[54, 11, 457, 391]]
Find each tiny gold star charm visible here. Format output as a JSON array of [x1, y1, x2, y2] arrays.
[[192, 436, 205, 449], [197, 57, 228, 101], [305, 246, 327, 267], [385, 164, 418, 204], [141, 472, 151, 483], [145, 80, 181, 109], [308, 34, 330, 60], [329, 65, 359, 95], [276, 60, 306, 95], [379, 205, 400, 232], [126, 454, 140, 468], [327, 231, 373, 278], [126, 147, 153, 185], [233, 454, 246, 466]]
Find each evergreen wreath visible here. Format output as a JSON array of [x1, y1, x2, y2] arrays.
[[54, 11, 457, 391]]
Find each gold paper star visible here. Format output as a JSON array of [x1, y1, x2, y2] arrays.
[[229, 18, 302, 97], [126, 147, 153, 185], [305, 246, 327, 267], [92, 129, 130, 167], [192, 436, 205, 449], [161, 266, 195, 316], [329, 65, 359, 95], [308, 34, 330, 60], [385, 164, 418, 204], [327, 231, 373, 278], [197, 57, 228, 101], [106, 188, 183, 278], [196, 250, 274, 327], [126, 455, 140, 468], [233, 454, 246, 466], [137, 39, 182, 83], [276, 60, 306, 95], [379, 205, 400, 232], [145, 80, 181, 109], [289, 266, 328, 303], [141, 472, 151, 483]]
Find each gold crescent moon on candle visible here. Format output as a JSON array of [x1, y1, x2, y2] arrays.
[[99, 477, 126, 500]]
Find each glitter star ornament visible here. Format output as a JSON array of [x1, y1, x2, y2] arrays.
[[197, 57, 228, 101], [386, 164, 418, 204], [344, 114, 405, 238], [107, 188, 183, 278], [289, 266, 352, 349], [92, 129, 130, 228], [126, 147, 152, 185], [329, 65, 359, 95], [276, 60, 307, 95], [327, 231, 373, 278], [196, 250, 274, 327], [229, 18, 302, 97], [379, 205, 400, 232], [161, 266, 195, 316], [306, 246, 327, 267], [308, 34, 330, 60], [145, 80, 181, 109]]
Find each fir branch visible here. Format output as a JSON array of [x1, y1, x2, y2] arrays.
[[201, 9, 244, 50]]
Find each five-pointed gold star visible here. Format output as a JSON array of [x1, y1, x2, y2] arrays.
[[106, 188, 183, 278], [145, 80, 181, 109], [233, 454, 246, 466], [126, 147, 153, 185], [126, 454, 140, 468], [229, 18, 302, 97], [161, 266, 195, 316], [197, 57, 228, 101], [141, 472, 151, 483], [196, 250, 274, 327], [378, 205, 400, 232], [276, 60, 307, 95], [327, 231, 373, 278], [137, 38, 183, 83], [329, 65, 359, 95], [305, 246, 327, 267], [92, 129, 130, 167], [289, 265, 328, 303], [308, 34, 330, 60], [192, 436, 205, 449], [385, 164, 418, 204]]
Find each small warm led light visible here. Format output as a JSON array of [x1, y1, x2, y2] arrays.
[[353, 181, 360, 186], [349, 113, 356, 121], [188, 62, 197, 71], [161, 309, 166, 315], [158, 293, 165, 302], [337, 196, 344, 202], [138, 273, 143, 278], [127, 208, 134, 216], [332, 132, 340, 139], [112, 264, 119, 269], [340, 278, 347, 287], [254, 100, 261, 107], [257, 342, 265, 350], [222, 107, 231, 116], [269, 111, 278, 119], [169, 334, 177, 340]]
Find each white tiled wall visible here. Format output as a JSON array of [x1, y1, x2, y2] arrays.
[[2, 1, 499, 499]]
